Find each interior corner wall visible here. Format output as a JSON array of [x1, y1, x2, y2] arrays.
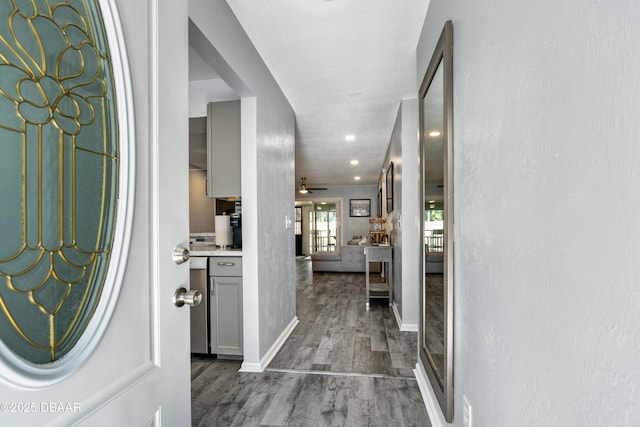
[[189, 0, 296, 368], [417, 1, 640, 426]]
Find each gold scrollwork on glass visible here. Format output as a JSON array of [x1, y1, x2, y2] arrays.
[[0, 0, 119, 363]]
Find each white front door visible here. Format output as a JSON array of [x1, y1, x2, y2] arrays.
[[0, 0, 191, 425]]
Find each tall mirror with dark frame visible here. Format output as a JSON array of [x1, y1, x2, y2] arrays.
[[419, 20, 453, 422]]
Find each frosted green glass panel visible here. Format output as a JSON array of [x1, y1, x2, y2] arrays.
[[0, 0, 119, 363]]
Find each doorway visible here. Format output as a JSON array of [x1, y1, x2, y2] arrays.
[[312, 202, 337, 252], [295, 207, 303, 256], [294, 199, 342, 256]]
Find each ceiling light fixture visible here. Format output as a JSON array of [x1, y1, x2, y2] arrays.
[[298, 177, 327, 194], [354, 176, 361, 181], [429, 130, 441, 137], [350, 160, 359, 165], [345, 134, 356, 141]]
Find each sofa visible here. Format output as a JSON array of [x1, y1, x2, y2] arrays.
[[311, 245, 381, 273], [425, 252, 444, 273]]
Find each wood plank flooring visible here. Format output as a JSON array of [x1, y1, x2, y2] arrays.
[[269, 265, 417, 378], [191, 260, 430, 427]]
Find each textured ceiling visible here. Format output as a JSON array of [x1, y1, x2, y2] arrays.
[[226, 0, 429, 187]]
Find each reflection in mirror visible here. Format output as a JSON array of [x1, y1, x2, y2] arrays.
[[423, 57, 445, 384], [419, 20, 453, 422], [424, 196, 445, 384]]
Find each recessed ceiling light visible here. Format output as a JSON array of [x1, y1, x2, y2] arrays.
[[345, 135, 356, 141], [354, 176, 361, 181], [429, 131, 441, 137], [350, 160, 359, 165]]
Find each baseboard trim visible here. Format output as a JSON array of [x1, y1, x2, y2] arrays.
[[392, 302, 418, 332], [259, 316, 299, 371], [414, 362, 448, 427], [401, 323, 418, 332], [392, 302, 402, 328], [239, 316, 299, 373], [238, 362, 261, 372]]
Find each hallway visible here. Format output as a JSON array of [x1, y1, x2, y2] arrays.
[[191, 260, 430, 426]]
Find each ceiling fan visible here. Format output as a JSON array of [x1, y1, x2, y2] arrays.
[[298, 177, 327, 194]]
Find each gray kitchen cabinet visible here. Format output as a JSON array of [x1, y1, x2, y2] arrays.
[[206, 100, 241, 198], [209, 256, 242, 356]]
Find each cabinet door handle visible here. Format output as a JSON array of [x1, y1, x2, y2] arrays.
[[210, 277, 214, 296], [217, 262, 235, 266]]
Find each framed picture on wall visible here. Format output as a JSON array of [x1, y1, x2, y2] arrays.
[[386, 162, 394, 212], [349, 199, 371, 217]]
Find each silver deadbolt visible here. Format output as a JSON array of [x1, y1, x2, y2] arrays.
[[172, 246, 190, 264], [173, 287, 202, 307]]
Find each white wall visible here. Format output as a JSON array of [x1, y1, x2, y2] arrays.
[[417, 1, 640, 426], [189, 1, 296, 369]]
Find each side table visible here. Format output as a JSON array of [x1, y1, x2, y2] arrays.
[[363, 245, 393, 310]]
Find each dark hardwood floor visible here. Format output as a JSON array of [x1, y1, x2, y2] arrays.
[[191, 259, 430, 427]]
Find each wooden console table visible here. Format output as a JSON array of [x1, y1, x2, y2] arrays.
[[364, 245, 393, 310]]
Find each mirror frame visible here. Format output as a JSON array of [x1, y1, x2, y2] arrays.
[[419, 20, 454, 422]]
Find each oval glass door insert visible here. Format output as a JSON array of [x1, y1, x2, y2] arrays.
[[0, 0, 129, 366]]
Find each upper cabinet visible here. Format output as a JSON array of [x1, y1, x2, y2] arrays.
[[207, 100, 241, 198]]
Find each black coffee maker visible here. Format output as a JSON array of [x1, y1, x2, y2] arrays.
[[230, 213, 242, 249]]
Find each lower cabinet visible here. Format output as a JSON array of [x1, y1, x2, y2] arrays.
[[209, 257, 243, 356]]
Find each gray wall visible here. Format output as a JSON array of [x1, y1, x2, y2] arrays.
[[384, 106, 404, 322], [400, 100, 420, 329], [189, 1, 296, 367], [382, 99, 420, 330], [297, 185, 379, 246], [417, 1, 640, 426]]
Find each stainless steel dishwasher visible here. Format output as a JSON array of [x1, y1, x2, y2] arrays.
[[189, 256, 209, 354]]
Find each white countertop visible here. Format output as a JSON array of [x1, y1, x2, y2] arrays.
[[190, 244, 242, 257]]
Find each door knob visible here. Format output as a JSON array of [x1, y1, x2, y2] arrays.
[[172, 246, 190, 264], [173, 287, 202, 307]]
